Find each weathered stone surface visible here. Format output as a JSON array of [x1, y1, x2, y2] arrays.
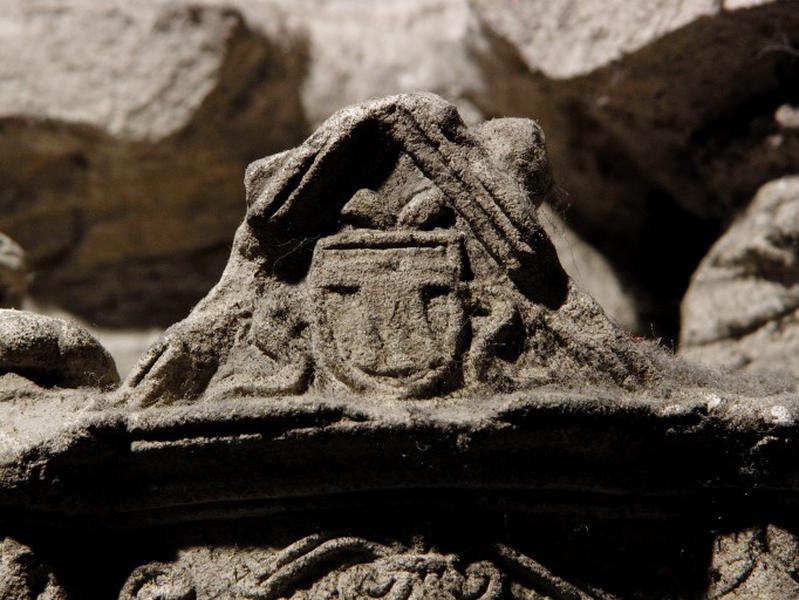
[[2, 385, 799, 597], [709, 525, 799, 599], [471, 0, 719, 80], [3, 91, 799, 598], [472, 0, 799, 219], [115, 94, 658, 407], [253, 0, 797, 344], [0, 0, 307, 327], [0, 537, 65, 600], [21, 301, 164, 380], [538, 204, 641, 334], [475, 115, 640, 332], [471, 0, 799, 338], [680, 177, 799, 376], [4, 1, 249, 141], [0, 233, 26, 309], [119, 534, 606, 600], [119, 562, 196, 600], [261, 0, 489, 127], [0, 309, 118, 388]]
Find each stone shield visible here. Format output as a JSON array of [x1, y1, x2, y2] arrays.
[[308, 229, 466, 397]]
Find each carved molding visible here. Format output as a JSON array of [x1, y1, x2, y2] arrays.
[[120, 535, 609, 600]]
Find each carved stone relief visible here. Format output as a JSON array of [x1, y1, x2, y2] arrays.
[[115, 93, 659, 407], [709, 525, 799, 599], [308, 230, 467, 397], [119, 535, 609, 600], [119, 563, 196, 600], [0, 537, 65, 600], [0, 310, 119, 389], [0, 92, 793, 600]]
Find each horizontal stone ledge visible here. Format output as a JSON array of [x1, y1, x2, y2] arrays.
[[1, 389, 798, 523]]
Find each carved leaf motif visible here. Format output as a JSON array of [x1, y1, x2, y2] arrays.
[[119, 563, 196, 600], [333, 555, 503, 600], [238, 535, 607, 600]]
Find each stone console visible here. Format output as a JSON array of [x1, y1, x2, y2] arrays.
[[1, 94, 797, 599]]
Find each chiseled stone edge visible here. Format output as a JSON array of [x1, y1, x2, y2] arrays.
[[0, 389, 798, 525]]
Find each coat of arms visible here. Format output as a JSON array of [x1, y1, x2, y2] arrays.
[[308, 229, 466, 397]]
